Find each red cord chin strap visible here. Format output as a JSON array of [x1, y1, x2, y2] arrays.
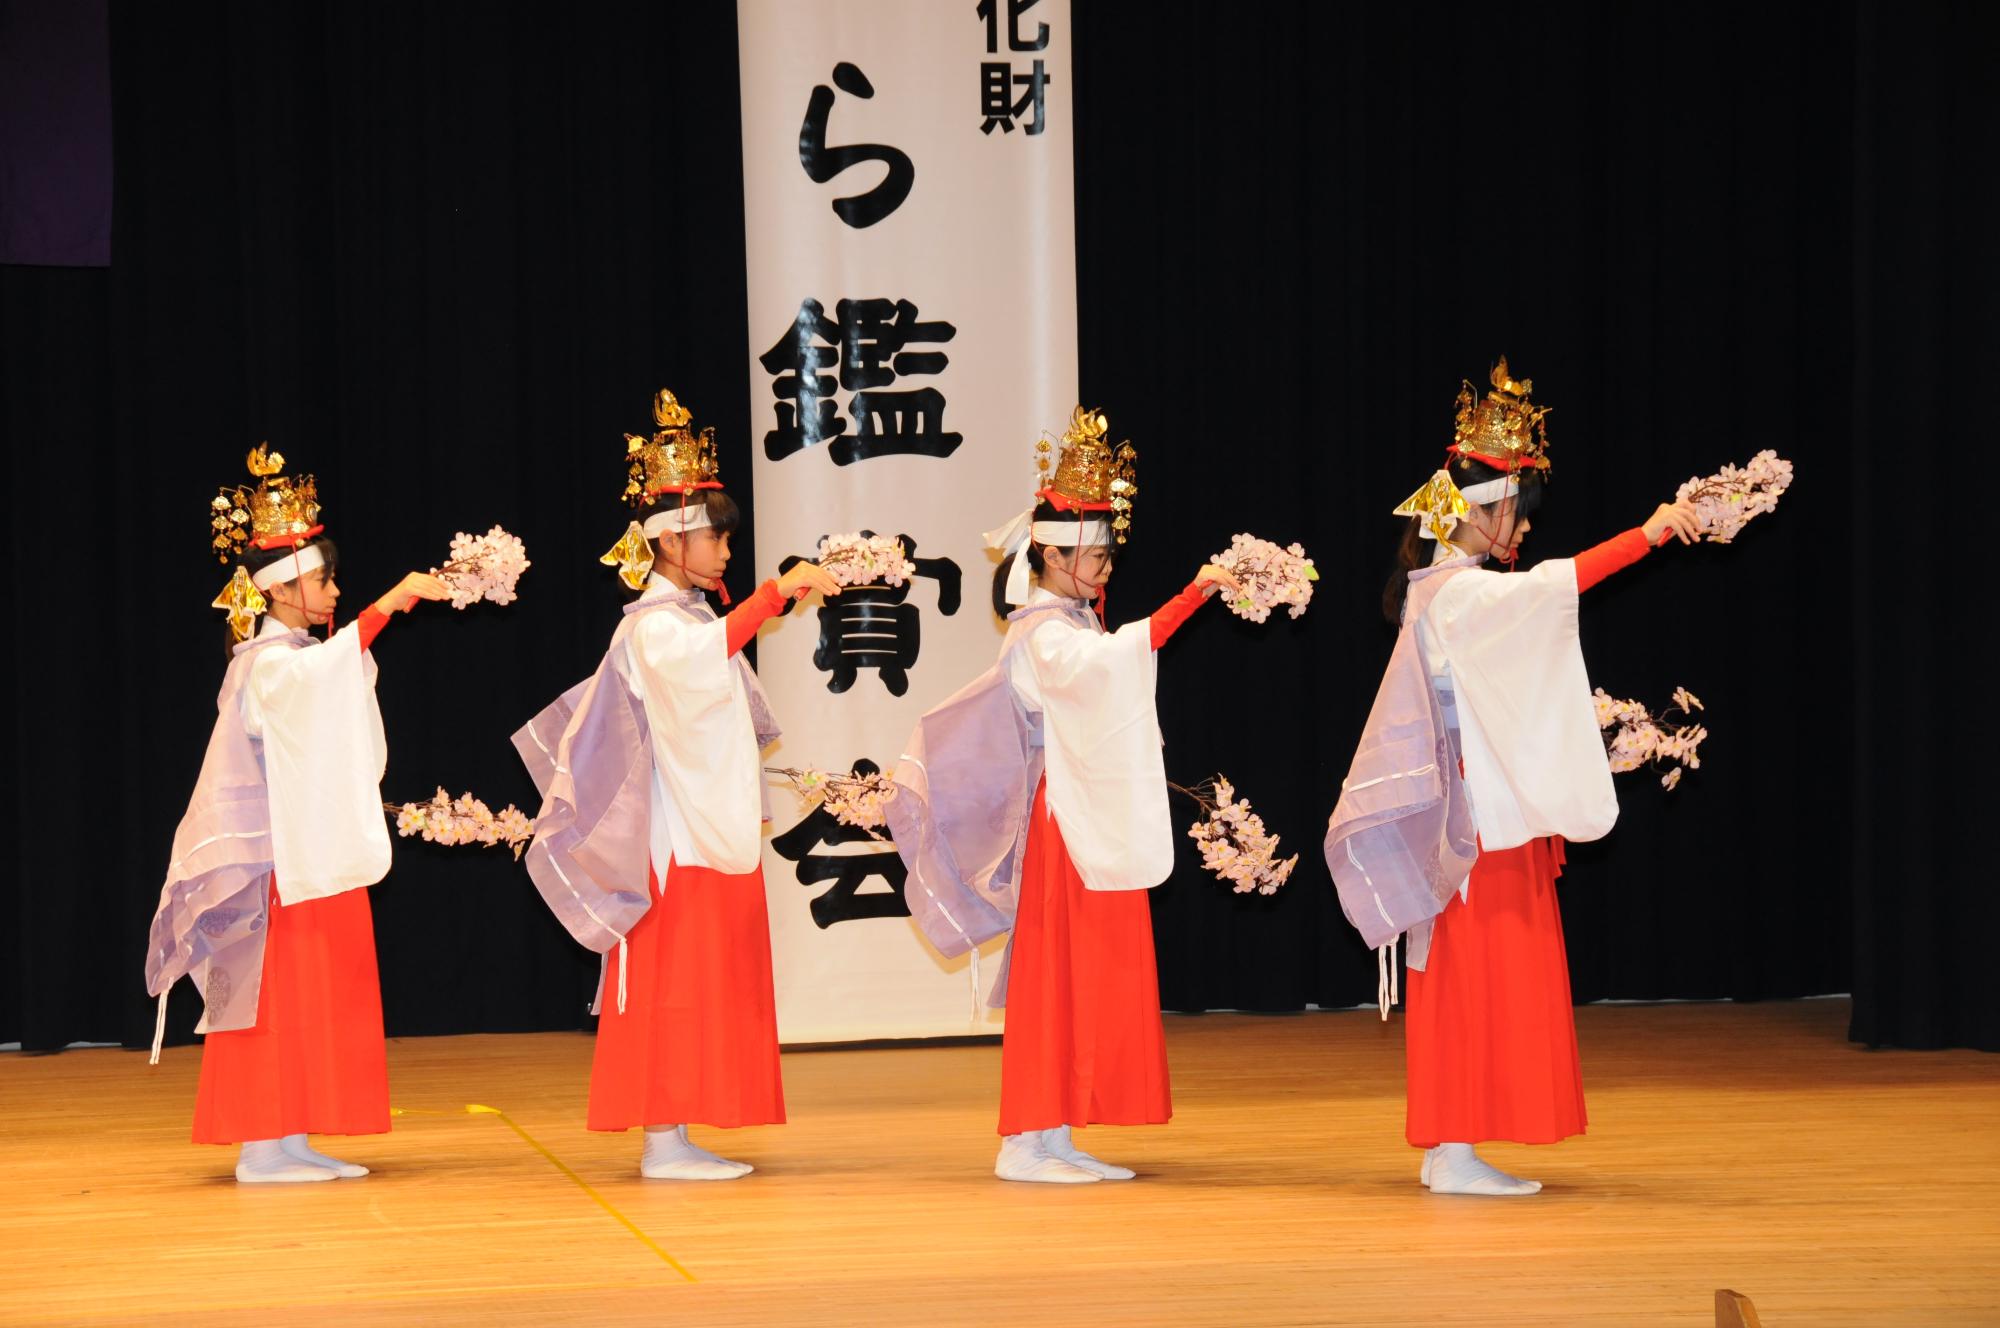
[[1443, 455, 1528, 570], [277, 541, 336, 640], [1456, 507, 1522, 570], [664, 489, 731, 605]]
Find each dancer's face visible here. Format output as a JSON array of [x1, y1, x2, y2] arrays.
[[267, 565, 341, 626], [656, 528, 732, 590], [1041, 541, 1113, 599], [1455, 497, 1532, 563]]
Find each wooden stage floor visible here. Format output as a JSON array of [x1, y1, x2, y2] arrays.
[[3, 999, 1995, 1326]]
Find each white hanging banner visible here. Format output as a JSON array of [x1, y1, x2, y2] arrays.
[[739, 0, 1076, 1041]]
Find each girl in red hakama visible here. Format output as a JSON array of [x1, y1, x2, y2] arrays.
[[993, 598, 1211, 1149], [148, 449, 447, 1183], [1400, 534, 1666, 1173], [1330, 359, 1700, 1196], [516, 390, 837, 1180], [891, 406, 1237, 1184]]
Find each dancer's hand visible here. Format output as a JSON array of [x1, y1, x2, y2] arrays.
[[777, 561, 843, 600], [377, 572, 450, 615], [1641, 500, 1700, 547], [1193, 563, 1243, 598]]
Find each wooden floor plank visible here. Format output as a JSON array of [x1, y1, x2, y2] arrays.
[[3, 999, 1995, 1325]]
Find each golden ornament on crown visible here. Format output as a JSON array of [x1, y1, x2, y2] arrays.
[[623, 388, 720, 504], [1033, 405, 1139, 542], [209, 443, 322, 563], [1450, 356, 1552, 476]]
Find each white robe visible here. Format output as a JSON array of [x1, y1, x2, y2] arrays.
[[240, 615, 391, 906], [1006, 588, 1174, 891], [616, 574, 765, 879], [1418, 559, 1619, 852]]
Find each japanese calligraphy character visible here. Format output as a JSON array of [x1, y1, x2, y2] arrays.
[[779, 534, 962, 696], [759, 299, 962, 464], [799, 63, 914, 228], [979, 59, 1052, 136], [977, 0, 1050, 52], [769, 759, 911, 928], [758, 299, 847, 460]]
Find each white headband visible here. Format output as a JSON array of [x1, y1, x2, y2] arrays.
[[641, 501, 713, 539], [983, 504, 1114, 606], [249, 543, 326, 591], [1458, 473, 1520, 507]]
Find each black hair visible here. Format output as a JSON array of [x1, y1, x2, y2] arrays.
[[227, 535, 339, 653], [990, 497, 1123, 619], [1381, 461, 1545, 625]]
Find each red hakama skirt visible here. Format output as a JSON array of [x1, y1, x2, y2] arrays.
[[192, 879, 390, 1144], [587, 858, 786, 1131], [996, 779, 1173, 1136], [1404, 836, 1587, 1147]]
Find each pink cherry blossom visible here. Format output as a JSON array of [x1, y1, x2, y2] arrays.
[[433, 525, 532, 609], [385, 787, 536, 858], [1178, 774, 1298, 895], [1676, 451, 1793, 543], [816, 534, 917, 588], [1594, 686, 1709, 791], [1211, 534, 1318, 624], [769, 765, 895, 837]]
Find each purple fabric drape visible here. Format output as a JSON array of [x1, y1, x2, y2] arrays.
[[512, 588, 779, 956], [1322, 563, 1479, 970], [145, 631, 313, 1033], [885, 600, 1092, 983]]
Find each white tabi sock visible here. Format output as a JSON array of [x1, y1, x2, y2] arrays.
[[670, 1124, 752, 1175], [280, 1134, 369, 1178], [235, 1138, 338, 1184], [640, 1125, 750, 1181], [994, 1131, 1099, 1184], [1040, 1125, 1135, 1180], [1424, 1142, 1542, 1196]]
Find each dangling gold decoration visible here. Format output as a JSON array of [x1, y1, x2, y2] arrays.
[[211, 565, 268, 642], [210, 443, 322, 562], [1107, 443, 1138, 540], [1392, 471, 1473, 551], [601, 520, 654, 591]]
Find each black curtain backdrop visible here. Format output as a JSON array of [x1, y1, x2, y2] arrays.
[[2, 1, 1993, 1054]]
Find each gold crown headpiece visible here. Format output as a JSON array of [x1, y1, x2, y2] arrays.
[[208, 444, 324, 641], [1449, 356, 1552, 477], [623, 388, 721, 505], [209, 443, 322, 563], [1032, 405, 1139, 542]]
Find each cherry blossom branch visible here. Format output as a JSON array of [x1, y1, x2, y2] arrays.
[[815, 534, 916, 588], [385, 789, 535, 858], [1594, 687, 1708, 790], [1676, 451, 1793, 543], [766, 765, 893, 838], [432, 525, 531, 609], [1171, 774, 1299, 895], [1210, 534, 1318, 624]]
